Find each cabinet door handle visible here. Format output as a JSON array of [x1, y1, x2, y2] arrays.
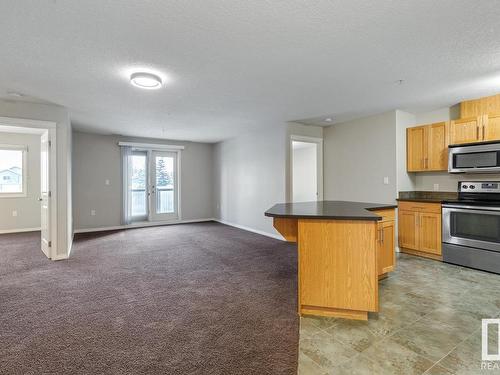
[[477, 126, 480, 140], [381, 228, 384, 244]]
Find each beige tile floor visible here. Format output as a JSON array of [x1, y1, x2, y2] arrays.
[[298, 253, 500, 375]]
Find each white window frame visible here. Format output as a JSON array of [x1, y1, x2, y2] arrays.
[[0, 144, 28, 198]]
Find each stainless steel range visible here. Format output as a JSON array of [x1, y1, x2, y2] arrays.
[[442, 181, 500, 274]]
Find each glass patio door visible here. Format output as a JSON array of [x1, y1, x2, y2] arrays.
[[130, 151, 149, 222], [150, 151, 178, 221]]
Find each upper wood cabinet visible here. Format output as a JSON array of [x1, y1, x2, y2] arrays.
[[449, 114, 500, 145], [483, 114, 500, 141], [460, 94, 500, 118], [407, 126, 426, 171], [407, 122, 448, 172], [449, 116, 482, 145]]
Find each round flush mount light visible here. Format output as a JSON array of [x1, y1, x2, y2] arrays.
[[324, 117, 333, 122], [130, 72, 163, 89]]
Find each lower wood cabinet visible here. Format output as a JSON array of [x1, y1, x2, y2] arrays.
[[398, 201, 442, 259], [372, 209, 396, 276], [377, 220, 395, 275]]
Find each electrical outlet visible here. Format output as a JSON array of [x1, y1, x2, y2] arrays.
[[383, 177, 389, 185], [90, 209, 96, 216], [433, 183, 439, 191], [12, 210, 17, 217], [105, 179, 110, 186]]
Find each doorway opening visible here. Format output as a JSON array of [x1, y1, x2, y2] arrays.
[[0, 118, 57, 259], [290, 136, 323, 202]]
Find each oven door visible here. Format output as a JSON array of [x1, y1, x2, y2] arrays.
[[442, 204, 500, 253]]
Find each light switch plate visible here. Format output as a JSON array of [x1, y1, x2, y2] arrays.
[[105, 179, 110, 185], [12, 210, 17, 217], [383, 177, 389, 185], [90, 209, 96, 216]]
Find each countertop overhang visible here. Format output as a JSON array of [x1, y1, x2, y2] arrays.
[[265, 201, 397, 221]]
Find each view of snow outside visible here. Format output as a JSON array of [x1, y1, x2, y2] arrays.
[[130, 155, 174, 216]]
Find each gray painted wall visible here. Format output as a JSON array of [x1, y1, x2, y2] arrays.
[[396, 110, 417, 192], [324, 111, 397, 203], [0, 132, 41, 231], [0, 100, 72, 258], [72, 132, 214, 230], [213, 125, 287, 236]]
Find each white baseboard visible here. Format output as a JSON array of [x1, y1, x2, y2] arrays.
[[74, 218, 215, 234], [214, 219, 284, 241], [0, 227, 41, 234]]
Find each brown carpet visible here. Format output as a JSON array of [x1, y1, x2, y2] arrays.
[[0, 222, 298, 374]]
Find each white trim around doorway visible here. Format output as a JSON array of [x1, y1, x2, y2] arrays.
[[289, 135, 324, 202], [0, 116, 58, 260]]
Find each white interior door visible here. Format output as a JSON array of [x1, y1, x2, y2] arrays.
[[150, 151, 178, 221], [40, 131, 50, 258]]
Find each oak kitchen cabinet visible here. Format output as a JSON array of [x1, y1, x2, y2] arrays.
[[460, 94, 500, 118], [267, 202, 397, 321], [374, 209, 395, 277], [398, 201, 442, 260], [449, 114, 500, 145], [407, 122, 448, 172]]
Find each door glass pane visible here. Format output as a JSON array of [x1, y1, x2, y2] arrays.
[[155, 156, 174, 214], [451, 212, 500, 243], [131, 154, 147, 217], [0, 149, 23, 193]]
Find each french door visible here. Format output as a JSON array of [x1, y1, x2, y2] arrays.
[[128, 150, 178, 222], [150, 151, 178, 221]]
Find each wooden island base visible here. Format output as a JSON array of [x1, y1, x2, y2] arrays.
[[271, 206, 395, 321]]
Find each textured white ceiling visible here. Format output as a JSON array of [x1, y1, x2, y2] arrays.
[[1, 1, 500, 142]]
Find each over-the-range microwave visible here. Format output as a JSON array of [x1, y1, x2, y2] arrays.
[[449, 141, 500, 173]]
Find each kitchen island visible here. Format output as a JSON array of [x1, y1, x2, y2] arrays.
[[265, 201, 397, 320]]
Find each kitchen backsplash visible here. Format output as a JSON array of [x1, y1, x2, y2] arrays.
[[414, 172, 500, 192]]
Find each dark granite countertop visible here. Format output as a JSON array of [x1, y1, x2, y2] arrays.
[[397, 191, 457, 203], [265, 201, 397, 221]]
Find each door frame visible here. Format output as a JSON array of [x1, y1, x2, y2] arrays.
[[0, 116, 57, 259], [289, 135, 324, 202]]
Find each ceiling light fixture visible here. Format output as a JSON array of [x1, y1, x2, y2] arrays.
[[130, 72, 163, 89], [324, 117, 333, 122]]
